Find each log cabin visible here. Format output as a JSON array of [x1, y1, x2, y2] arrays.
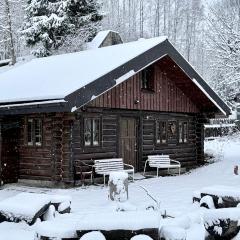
[[0, 34, 230, 187]]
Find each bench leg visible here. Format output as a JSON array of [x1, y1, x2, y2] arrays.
[[104, 174, 106, 185], [179, 167, 181, 175], [132, 172, 134, 182], [143, 161, 148, 176], [157, 168, 159, 177]]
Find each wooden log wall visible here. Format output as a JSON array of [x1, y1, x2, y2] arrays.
[[141, 113, 198, 170], [195, 114, 208, 164], [73, 109, 203, 175], [72, 113, 118, 175], [17, 113, 74, 185], [18, 115, 53, 182], [1, 110, 205, 185]]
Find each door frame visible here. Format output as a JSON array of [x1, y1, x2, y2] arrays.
[[118, 116, 140, 172]]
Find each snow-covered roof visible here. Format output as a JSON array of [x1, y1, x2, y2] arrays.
[[0, 36, 231, 116], [0, 37, 166, 104]]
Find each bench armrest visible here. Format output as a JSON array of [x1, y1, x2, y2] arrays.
[[123, 163, 134, 170], [170, 160, 181, 165], [81, 162, 94, 168]]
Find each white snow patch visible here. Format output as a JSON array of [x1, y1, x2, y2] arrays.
[[43, 205, 55, 221], [131, 234, 153, 240], [0, 193, 50, 222], [200, 196, 215, 209], [160, 225, 186, 240], [115, 70, 136, 85], [58, 201, 71, 212], [80, 231, 106, 240]]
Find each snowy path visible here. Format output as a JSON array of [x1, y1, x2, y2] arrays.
[[0, 135, 239, 239]]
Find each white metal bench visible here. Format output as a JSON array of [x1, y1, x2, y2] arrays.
[[94, 158, 134, 185], [144, 155, 181, 177]]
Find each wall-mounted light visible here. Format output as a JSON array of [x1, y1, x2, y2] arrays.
[[134, 100, 140, 104]]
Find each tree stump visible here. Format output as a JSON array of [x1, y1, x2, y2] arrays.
[[108, 172, 128, 202]]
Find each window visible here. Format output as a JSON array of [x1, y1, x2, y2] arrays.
[[179, 121, 188, 143], [26, 118, 42, 146], [168, 121, 177, 141], [156, 120, 167, 145], [141, 66, 154, 91], [84, 118, 101, 147]]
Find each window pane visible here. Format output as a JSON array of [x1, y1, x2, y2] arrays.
[[35, 119, 42, 146], [156, 121, 160, 144], [141, 67, 154, 90], [179, 122, 183, 143], [93, 119, 100, 146], [142, 70, 148, 89], [84, 119, 91, 146], [27, 119, 33, 146], [161, 122, 167, 143], [168, 121, 177, 140], [183, 122, 188, 143], [156, 121, 167, 144]]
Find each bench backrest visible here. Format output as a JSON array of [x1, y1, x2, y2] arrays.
[[94, 158, 124, 174], [148, 155, 171, 167]]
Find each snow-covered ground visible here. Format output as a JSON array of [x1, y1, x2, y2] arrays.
[[0, 134, 240, 239]]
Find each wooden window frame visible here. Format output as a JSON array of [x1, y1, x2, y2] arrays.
[[25, 117, 43, 147], [155, 120, 168, 145], [83, 117, 102, 148], [141, 66, 155, 92], [178, 121, 188, 144]]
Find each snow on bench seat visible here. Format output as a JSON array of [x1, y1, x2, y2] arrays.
[[0, 193, 72, 225], [36, 211, 159, 239]]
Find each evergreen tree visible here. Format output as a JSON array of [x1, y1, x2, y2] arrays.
[[22, 0, 103, 57]]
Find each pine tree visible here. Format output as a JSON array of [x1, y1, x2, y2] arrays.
[[22, 0, 103, 57]]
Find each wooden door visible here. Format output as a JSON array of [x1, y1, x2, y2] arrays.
[[0, 121, 19, 184], [119, 118, 137, 170]]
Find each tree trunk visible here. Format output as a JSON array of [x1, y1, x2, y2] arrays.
[[4, 0, 16, 65]]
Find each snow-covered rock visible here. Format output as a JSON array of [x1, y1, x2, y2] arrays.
[[80, 231, 106, 240], [130, 234, 153, 240]]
